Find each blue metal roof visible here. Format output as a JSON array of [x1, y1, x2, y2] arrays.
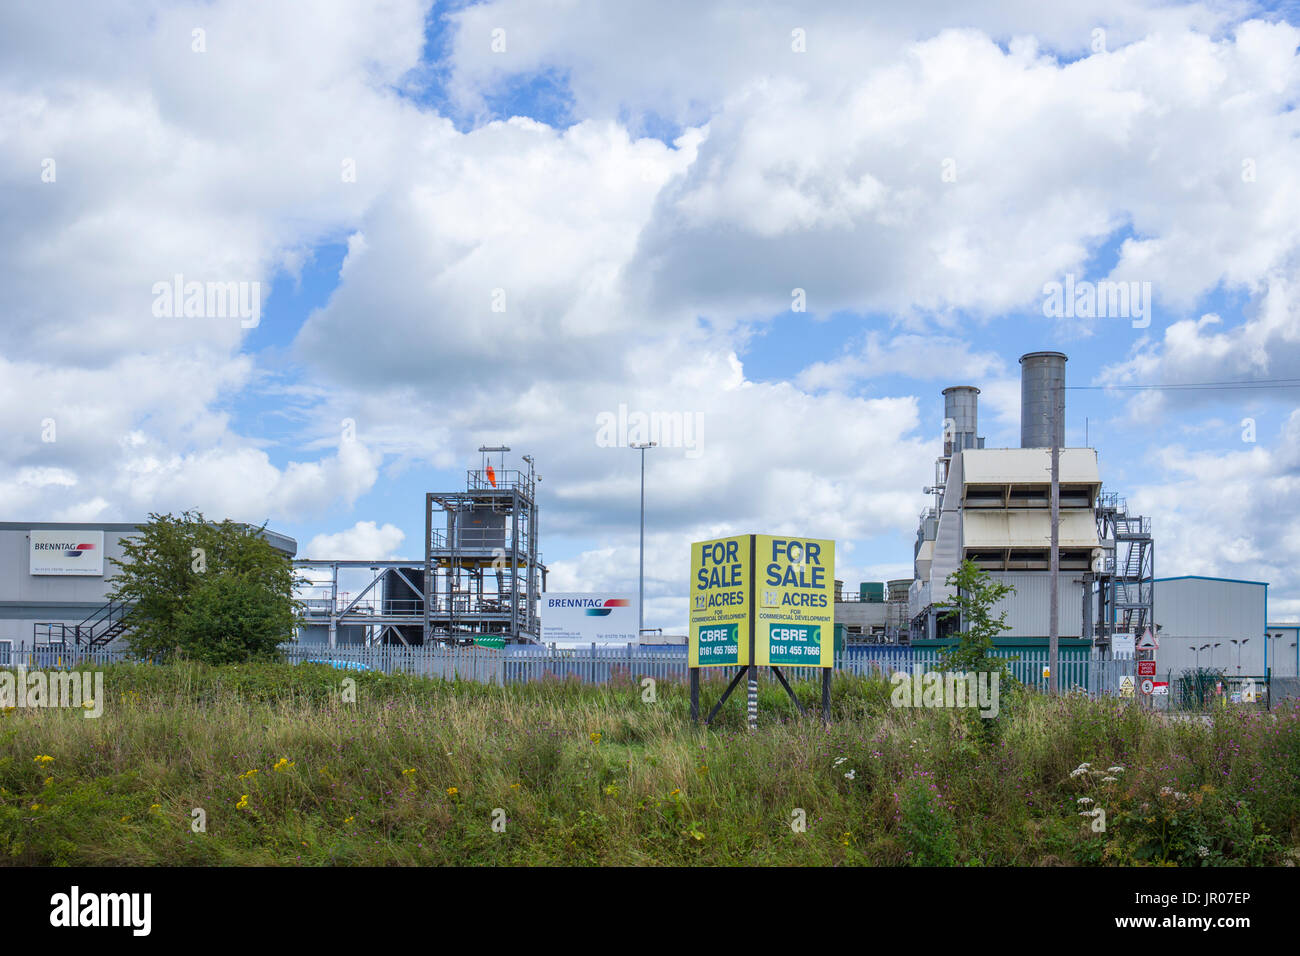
[[1154, 575, 1268, 588]]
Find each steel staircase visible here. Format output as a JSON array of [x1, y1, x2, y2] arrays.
[[33, 599, 133, 648]]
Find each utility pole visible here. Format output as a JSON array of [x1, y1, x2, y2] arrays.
[[631, 441, 656, 638], [1049, 384, 1061, 694]]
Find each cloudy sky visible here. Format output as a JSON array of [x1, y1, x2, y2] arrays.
[[3, 0, 1300, 630]]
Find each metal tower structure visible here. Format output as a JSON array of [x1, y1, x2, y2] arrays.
[[422, 448, 544, 645], [1089, 491, 1154, 650]]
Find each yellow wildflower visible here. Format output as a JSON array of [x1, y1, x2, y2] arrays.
[[236, 794, 250, 810], [33, 755, 54, 765], [272, 758, 295, 772], [589, 732, 601, 743], [446, 786, 459, 796]]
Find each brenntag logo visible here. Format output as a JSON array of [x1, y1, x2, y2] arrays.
[[586, 598, 630, 617], [32, 541, 96, 558], [50, 886, 151, 936]]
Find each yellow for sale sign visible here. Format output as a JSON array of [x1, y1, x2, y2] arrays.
[[755, 535, 834, 667], [689, 536, 751, 667]]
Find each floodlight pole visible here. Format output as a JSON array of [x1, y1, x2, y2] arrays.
[[632, 442, 656, 638]]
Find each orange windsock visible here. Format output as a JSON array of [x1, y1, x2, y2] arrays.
[[486, 463, 497, 487]]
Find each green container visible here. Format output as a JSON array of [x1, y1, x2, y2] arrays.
[[860, 582, 885, 603], [833, 623, 846, 654]]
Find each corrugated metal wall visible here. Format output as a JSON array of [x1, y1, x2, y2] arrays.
[[1154, 578, 1264, 643], [988, 572, 1084, 638], [1153, 578, 1268, 674]]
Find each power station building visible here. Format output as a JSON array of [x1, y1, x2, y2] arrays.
[[907, 352, 1154, 653]]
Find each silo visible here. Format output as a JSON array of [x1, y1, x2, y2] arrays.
[[1019, 351, 1067, 448], [942, 386, 981, 454]]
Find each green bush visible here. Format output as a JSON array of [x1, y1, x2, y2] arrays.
[[174, 574, 295, 665]]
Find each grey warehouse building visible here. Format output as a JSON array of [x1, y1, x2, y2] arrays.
[[1153, 576, 1290, 677], [0, 522, 297, 656]]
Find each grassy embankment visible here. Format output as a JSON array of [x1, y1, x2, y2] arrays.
[[2, 663, 1297, 865]]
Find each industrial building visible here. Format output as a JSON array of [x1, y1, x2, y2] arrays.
[[906, 352, 1154, 653], [1267, 622, 1300, 678], [0, 521, 297, 656], [1152, 576, 1290, 677], [296, 450, 547, 647], [834, 579, 910, 643]]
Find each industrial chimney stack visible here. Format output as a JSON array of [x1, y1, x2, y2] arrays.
[[1019, 351, 1067, 448], [941, 386, 983, 456]]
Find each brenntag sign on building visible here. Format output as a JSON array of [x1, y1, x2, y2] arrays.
[[541, 593, 638, 644], [29, 530, 104, 576]]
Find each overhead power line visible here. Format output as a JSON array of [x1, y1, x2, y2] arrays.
[[1067, 379, 1300, 391]]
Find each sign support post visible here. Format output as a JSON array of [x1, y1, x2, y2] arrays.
[[689, 533, 835, 728], [747, 534, 758, 731]]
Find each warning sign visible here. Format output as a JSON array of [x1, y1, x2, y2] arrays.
[[1119, 675, 1135, 699], [1138, 661, 1156, 677], [1140, 677, 1154, 695]]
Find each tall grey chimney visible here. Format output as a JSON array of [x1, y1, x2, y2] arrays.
[[942, 386, 982, 455], [1019, 351, 1067, 448]]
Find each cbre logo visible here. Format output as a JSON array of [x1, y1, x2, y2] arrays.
[[586, 599, 631, 617]]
